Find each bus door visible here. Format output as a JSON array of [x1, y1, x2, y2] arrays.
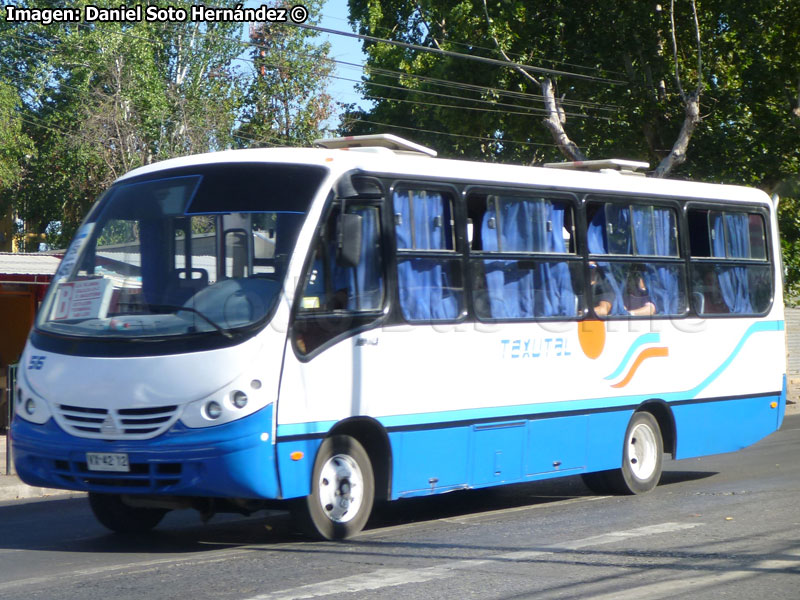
[[276, 197, 387, 495]]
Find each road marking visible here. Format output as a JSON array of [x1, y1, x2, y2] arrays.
[[0, 549, 256, 593], [243, 522, 703, 600], [437, 495, 609, 525], [585, 549, 800, 600]]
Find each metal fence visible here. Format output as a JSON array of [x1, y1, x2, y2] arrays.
[[4, 364, 16, 475]]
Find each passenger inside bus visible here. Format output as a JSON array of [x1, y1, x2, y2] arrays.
[[589, 262, 613, 316], [591, 262, 655, 316], [624, 266, 656, 316]]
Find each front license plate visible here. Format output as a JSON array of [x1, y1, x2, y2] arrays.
[[86, 452, 130, 472]]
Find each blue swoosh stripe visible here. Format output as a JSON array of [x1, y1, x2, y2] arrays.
[[604, 333, 661, 380], [686, 320, 784, 398]]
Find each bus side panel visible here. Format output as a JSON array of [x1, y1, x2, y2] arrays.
[[473, 421, 526, 485], [275, 438, 323, 499], [584, 410, 633, 472], [672, 394, 783, 460], [388, 410, 632, 499], [526, 415, 588, 476], [389, 427, 470, 498]]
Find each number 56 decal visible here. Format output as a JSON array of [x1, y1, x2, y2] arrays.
[[28, 355, 47, 370]]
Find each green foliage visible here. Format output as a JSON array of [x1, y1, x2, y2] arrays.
[[238, 0, 334, 147], [1, 0, 334, 249], [344, 0, 800, 300], [0, 80, 33, 193]]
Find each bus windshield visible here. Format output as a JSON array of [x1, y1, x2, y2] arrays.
[[36, 163, 327, 339]]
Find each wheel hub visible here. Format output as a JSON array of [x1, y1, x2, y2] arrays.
[[318, 454, 363, 523], [628, 423, 658, 480]]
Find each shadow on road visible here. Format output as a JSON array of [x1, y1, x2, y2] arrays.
[[0, 468, 719, 554]]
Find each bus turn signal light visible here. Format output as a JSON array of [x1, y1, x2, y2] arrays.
[[770, 402, 778, 409], [290, 451, 304, 461]]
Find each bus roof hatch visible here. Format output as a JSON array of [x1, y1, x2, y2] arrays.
[[314, 134, 438, 157], [543, 158, 650, 175]]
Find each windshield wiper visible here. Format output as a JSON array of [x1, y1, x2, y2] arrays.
[[147, 304, 234, 339]]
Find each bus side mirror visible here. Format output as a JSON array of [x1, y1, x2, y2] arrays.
[[337, 213, 362, 268]]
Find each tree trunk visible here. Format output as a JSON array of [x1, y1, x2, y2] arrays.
[[652, 92, 700, 178], [541, 78, 587, 162]]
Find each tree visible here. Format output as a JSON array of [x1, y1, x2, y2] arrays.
[[0, 0, 246, 249], [344, 0, 800, 293], [0, 81, 33, 191], [344, 1, 796, 176], [238, 0, 335, 147]]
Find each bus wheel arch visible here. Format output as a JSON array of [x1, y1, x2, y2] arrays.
[[328, 417, 392, 502], [637, 399, 676, 459]]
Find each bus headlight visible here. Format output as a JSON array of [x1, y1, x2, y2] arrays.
[[14, 382, 52, 425], [231, 391, 248, 409], [180, 377, 269, 428], [25, 398, 37, 416], [204, 401, 223, 420]]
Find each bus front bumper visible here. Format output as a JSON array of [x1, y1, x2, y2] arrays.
[[10, 405, 280, 500]]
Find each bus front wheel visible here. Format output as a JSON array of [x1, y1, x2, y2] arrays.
[[88, 493, 168, 533], [296, 435, 375, 540]]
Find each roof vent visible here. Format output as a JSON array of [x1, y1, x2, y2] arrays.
[[543, 158, 649, 176], [314, 134, 437, 157]]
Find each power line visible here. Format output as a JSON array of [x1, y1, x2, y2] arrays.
[[359, 94, 612, 121], [6, 22, 621, 118], [348, 118, 566, 150], [329, 74, 597, 120], [3, 22, 616, 152], [340, 13, 628, 79], [289, 22, 627, 85], [354, 61, 620, 112]]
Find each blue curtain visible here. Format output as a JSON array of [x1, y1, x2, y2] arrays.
[[482, 197, 575, 318], [632, 206, 680, 314], [712, 212, 752, 313], [333, 206, 383, 311], [532, 201, 576, 316], [395, 190, 459, 321], [482, 198, 534, 318], [587, 208, 627, 315], [482, 201, 521, 318]]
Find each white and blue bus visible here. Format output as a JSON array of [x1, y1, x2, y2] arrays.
[[11, 135, 786, 539]]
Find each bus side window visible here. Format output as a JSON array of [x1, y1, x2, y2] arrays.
[[294, 203, 385, 355], [587, 200, 685, 317], [688, 208, 772, 315], [394, 187, 464, 322], [469, 192, 581, 320]]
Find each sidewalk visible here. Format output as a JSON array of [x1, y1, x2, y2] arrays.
[[0, 434, 84, 502], [1, 400, 798, 503]]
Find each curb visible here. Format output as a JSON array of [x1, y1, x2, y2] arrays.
[[0, 480, 84, 503]]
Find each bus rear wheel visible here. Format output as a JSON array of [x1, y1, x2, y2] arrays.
[[295, 435, 375, 540], [88, 493, 168, 533], [609, 411, 664, 494]]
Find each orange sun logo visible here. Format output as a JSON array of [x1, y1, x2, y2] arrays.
[[577, 320, 606, 360]]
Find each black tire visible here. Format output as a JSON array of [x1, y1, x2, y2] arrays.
[[88, 493, 168, 533], [604, 411, 664, 494], [294, 435, 375, 540]]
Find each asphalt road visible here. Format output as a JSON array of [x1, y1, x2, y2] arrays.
[[1, 415, 799, 600]]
